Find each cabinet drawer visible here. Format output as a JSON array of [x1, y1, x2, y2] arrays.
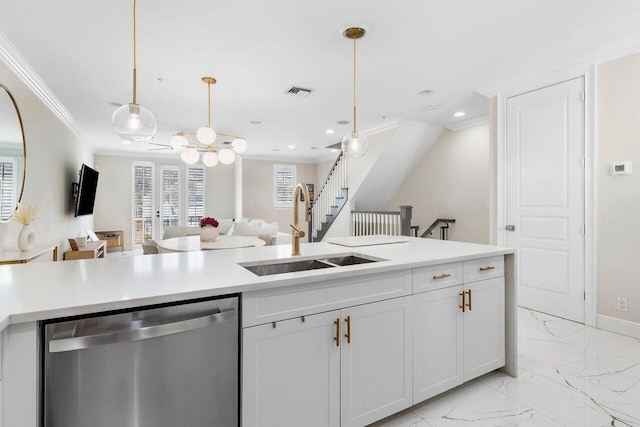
[[242, 270, 412, 327], [463, 256, 504, 283], [413, 262, 463, 293]]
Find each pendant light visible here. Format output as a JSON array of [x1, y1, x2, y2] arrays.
[[112, 0, 157, 141], [341, 27, 368, 158], [175, 76, 248, 167]]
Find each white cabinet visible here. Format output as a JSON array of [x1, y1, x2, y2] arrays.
[[341, 297, 413, 427], [242, 310, 341, 427], [413, 286, 464, 402], [413, 258, 505, 404], [463, 278, 505, 381], [242, 297, 412, 427]]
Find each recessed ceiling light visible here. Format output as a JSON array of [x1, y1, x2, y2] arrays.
[[337, 120, 350, 125], [325, 129, 335, 134], [310, 146, 319, 150], [418, 89, 435, 96], [272, 148, 281, 152], [453, 111, 466, 117], [251, 120, 262, 125], [287, 144, 296, 150]]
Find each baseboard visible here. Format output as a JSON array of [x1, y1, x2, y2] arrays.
[[596, 314, 640, 339]]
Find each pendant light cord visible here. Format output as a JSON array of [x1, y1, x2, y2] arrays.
[[353, 36, 357, 134], [132, 0, 137, 105], [207, 80, 211, 128]]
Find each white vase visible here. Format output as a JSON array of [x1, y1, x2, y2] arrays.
[[18, 223, 36, 252], [200, 225, 219, 242]]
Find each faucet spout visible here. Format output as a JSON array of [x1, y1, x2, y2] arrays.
[[291, 183, 311, 256]]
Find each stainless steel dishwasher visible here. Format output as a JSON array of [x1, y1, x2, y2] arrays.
[[42, 295, 239, 427]]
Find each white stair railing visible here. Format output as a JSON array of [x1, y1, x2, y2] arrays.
[[351, 211, 402, 236], [310, 152, 348, 240]]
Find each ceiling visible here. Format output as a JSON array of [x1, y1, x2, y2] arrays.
[[1, 0, 640, 162]]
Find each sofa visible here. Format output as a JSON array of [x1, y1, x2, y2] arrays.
[[158, 218, 291, 247]]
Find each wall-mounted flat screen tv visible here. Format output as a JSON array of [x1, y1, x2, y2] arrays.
[[74, 163, 99, 216]]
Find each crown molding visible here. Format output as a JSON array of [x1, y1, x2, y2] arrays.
[[445, 115, 489, 131], [478, 35, 640, 98], [0, 29, 89, 142], [361, 118, 401, 136]]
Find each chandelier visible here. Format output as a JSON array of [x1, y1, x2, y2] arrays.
[[173, 77, 247, 167]]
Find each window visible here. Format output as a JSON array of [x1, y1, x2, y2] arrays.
[[186, 166, 205, 226], [160, 166, 180, 230], [273, 164, 296, 208], [132, 162, 154, 245], [132, 162, 206, 244], [0, 157, 16, 219]]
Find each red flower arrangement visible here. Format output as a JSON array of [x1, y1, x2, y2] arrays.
[[200, 217, 219, 228]]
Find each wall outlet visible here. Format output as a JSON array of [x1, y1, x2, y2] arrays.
[[616, 297, 628, 312]]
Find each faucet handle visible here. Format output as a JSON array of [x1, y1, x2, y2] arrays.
[[290, 224, 306, 238]]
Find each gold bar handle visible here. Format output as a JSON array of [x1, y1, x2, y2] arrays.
[[433, 273, 451, 280], [465, 289, 472, 311], [459, 291, 466, 312], [334, 318, 340, 347], [479, 266, 495, 272], [344, 316, 351, 344]]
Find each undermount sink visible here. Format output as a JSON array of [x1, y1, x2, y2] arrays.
[[241, 254, 385, 277]]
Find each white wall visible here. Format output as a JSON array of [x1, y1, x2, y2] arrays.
[[94, 154, 235, 249], [0, 62, 94, 256], [385, 124, 491, 244], [242, 158, 317, 233], [596, 53, 640, 323]]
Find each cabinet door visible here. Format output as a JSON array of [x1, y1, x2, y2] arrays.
[[412, 285, 464, 404], [341, 297, 412, 427], [242, 311, 340, 427], [463, 277, 505, 381]]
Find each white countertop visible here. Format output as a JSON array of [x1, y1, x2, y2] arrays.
[[0, 237, 513, 332]]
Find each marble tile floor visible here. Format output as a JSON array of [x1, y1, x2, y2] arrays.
[[372, 307, 640, 427]]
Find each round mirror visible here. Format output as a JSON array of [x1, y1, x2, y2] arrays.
[[0, 84, 26, 222]]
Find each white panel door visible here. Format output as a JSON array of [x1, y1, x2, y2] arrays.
[[506, 77, 585, 322], [341, 297, 412, 427], [242, 311, 340, 427]]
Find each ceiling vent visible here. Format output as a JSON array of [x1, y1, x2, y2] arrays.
[[286, 86, 313, 97]]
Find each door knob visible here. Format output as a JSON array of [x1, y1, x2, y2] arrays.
[[505, 225, 515, 231]]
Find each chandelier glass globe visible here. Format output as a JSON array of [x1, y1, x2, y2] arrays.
[[180, 147, 200, 164], [218, 148, 236, 165]]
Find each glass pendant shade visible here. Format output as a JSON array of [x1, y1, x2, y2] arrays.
[[112, 103, 157, 142], [196, 126, 216, 145], [218, 148, 236, 165], [231, 137, 247, 153], [341, 131, 368, 158], [171, 134, 187, 150], [202, 151, 219, 167], [181, 147, 199, 164]]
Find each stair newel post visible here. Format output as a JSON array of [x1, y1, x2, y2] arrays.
[[400, 205, 413, 237]]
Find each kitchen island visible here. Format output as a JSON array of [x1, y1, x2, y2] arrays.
[[0, 237, 516, 427]]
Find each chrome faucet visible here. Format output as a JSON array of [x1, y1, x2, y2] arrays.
[[291, 182, 311, 256]]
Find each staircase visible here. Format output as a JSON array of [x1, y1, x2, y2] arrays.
[[309, 151, 348, 242]]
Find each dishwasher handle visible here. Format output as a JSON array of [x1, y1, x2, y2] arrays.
[[49, 307, 237, 353]]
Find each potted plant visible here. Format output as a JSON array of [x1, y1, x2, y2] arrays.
[[200, 217, 220, 242]]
